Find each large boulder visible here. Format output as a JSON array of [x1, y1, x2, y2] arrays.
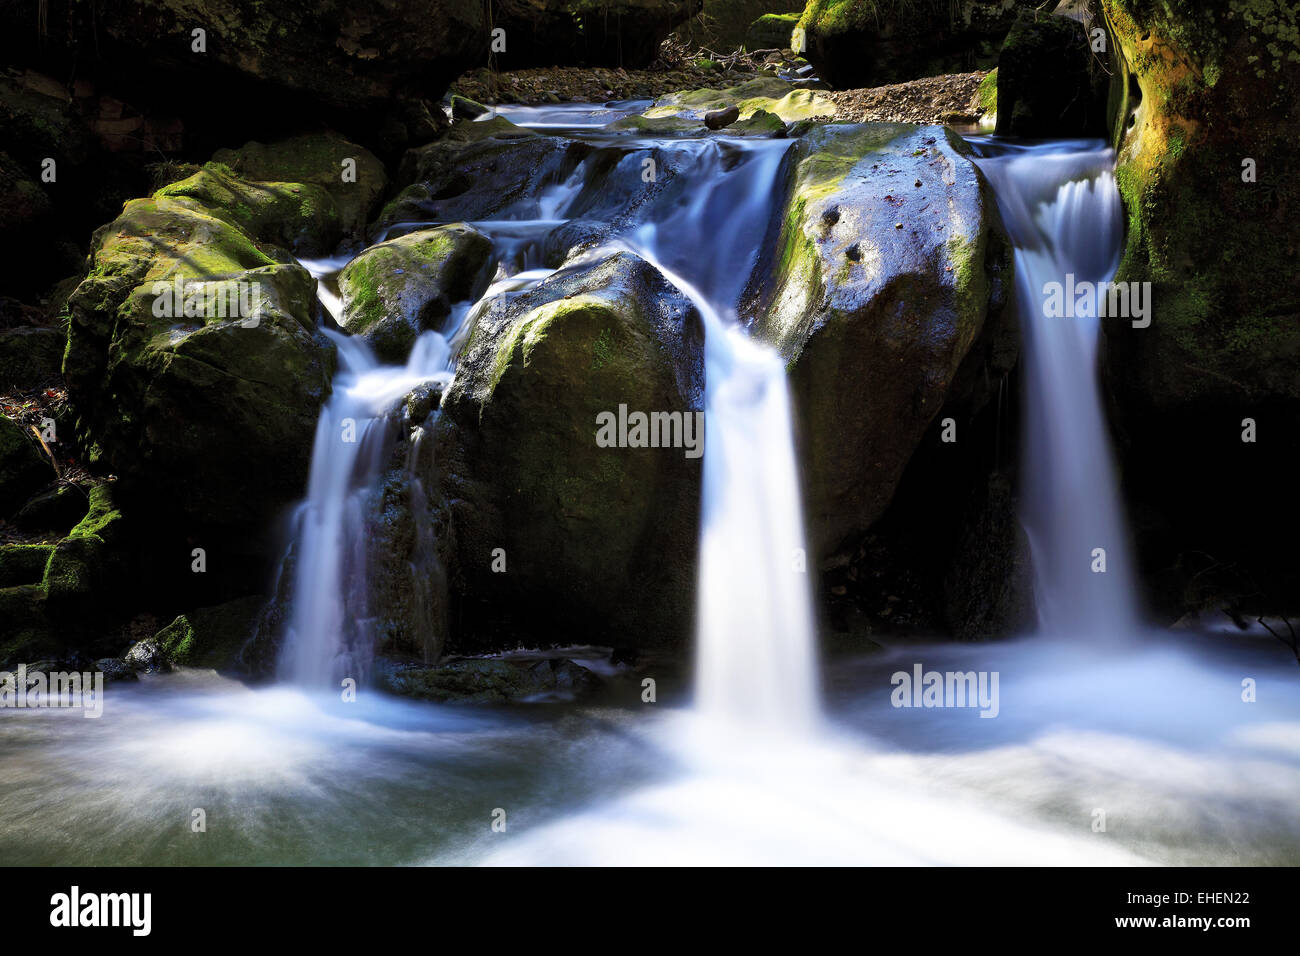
[[435, 252, 705, 651], [383, 117, 573, 229], [338, 225, 494, 362], [750, 122, 1014, 557], [794, 0, 1037, 89], [994, 9, 1108, 137], [493, 0, 703, 68], [58, 140, 382, 604], [211, 133, 389, 238], [1099, 0, 1300, 617]]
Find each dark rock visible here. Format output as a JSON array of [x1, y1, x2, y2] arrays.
[[0, 414, 52, 516], [995, 10, 1108, 137], [750, 123, 1013, 558], [0, 327, 65, 391], [795, 0, 1037, 89], [436, 252, 704, 652], [1100, 0, 1300, 619], [704, 105, 741, 129]]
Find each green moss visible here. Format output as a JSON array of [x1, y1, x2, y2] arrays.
[[978, 68, 998, 113], [645, 78, 833, 122]]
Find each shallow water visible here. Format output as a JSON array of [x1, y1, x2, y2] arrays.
[[2, 632, 1297, 865]]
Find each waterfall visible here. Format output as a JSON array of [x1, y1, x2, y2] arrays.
[[619, 137, 820, 734], [279, 124, 819, 713], [970, 140, 1138, 637], [274, 258, 459, 686]]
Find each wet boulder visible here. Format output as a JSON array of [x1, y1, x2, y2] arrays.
[[338, 225, 494, 363], [384, 117, 575, 229], [435, 252, 705, 651], [750, 122, 1014, 557]]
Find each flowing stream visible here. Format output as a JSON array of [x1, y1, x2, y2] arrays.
[[2, 116, 1299, 865]]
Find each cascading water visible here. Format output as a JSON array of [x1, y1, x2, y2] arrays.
[[970, 140, 1139, 637], [275, 323, 454, 686], [282, 116, 822, 726], [614, 137, 820, 734]]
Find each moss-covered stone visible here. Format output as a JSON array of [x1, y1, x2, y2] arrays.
[[977, 66, 998, 114], [211, 132, 388, 237], [750, 122, 1014, 555], [1098, 0, 1300, 616], [63, 184, 335, 535], [339, 225, 493, 363], [644, 77, 835, 121], [0, 414, 52, 515], [746, 12, 802, 50], [436, 252, 704, 651], [155, 162, 342, 257], [149, 596, 269, 670], [0, 584, 55, 667]]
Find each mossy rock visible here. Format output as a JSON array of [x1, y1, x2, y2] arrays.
[[977, 67, 997, 114], [149, 596, 263, 670], [643, 77, 834, 121], [339, 224, 493, 363], [155, 162, 342, 257], [746, 13, 801, 51], [1098, 0, 1300, 615], [63, 188, 335, 535], [436, 252, 704, 651], [729, 107, 789, 136], [211, 132, 388, 238], [0, 584, 55, 667], [0, 414, 52, 516], [750, 122, 1014, 556]]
